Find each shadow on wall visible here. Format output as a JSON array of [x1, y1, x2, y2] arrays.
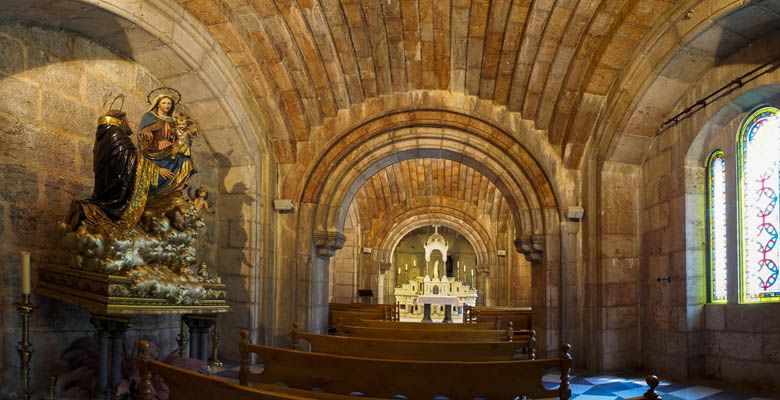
[[213, 151, 257, 359]]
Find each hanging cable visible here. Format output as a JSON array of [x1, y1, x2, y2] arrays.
[[657, 56, 780, 134]]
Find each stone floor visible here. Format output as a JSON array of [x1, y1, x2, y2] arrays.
[[541, 373, 777, 400], [211, 364, 778, 399]]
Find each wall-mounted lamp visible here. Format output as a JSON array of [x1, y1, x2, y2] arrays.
[[273, 199, 294, 212], [566, 206, 585, 220]]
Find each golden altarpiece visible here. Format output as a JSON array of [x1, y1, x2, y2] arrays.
[[394, 227, 477, 321]]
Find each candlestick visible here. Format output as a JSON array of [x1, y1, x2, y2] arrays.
[[208, 326, 222, 368], [16, 293, 33, 400], [21, 251, 31, 295], [177, 317, 187, 357]]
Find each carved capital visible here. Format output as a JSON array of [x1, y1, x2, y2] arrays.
[[183, 314, 216, 332], [90, 315, 131, 337], [314, 230, 347, 258], [379, 262, 392, 273], [514, 235, 545, 265]]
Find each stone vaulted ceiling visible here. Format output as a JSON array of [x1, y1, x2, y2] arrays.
[[178, 0, 680, 166], [348, 158, 511, 247]]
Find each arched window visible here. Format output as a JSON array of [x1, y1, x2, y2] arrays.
[[707, 150, 727, 303], [738, 106, 780, 303]]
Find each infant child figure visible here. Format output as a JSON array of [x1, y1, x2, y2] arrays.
[[171, 113, 197, 159], [192, 187, 215, 214]]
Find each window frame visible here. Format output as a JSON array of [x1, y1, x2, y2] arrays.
[[706, 149, 727, 304], [737, 105, 780, 304]]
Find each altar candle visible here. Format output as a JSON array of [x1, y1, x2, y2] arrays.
[[21, 251, 31, 295], [413, 259, 416, 266], [404, 264, 408, 271]]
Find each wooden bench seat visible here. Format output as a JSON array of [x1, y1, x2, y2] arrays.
[[240, 330, 574, 399], [293, 328, 532, 361], [336, 321, 517, 342], [134, 341, 384, 400]]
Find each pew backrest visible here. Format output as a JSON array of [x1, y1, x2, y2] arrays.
[[359, 319, 495, 330], [240, 331, 573, 400], [134, 341, 382, 400], [328, 303, 400, 321], [293, 329, 532, 361], [336, 322, 515, 342], [327, 310, 385, 331]]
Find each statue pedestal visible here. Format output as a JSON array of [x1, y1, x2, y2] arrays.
[[38, 264, 228, 399], [37, 264, 229, 315]]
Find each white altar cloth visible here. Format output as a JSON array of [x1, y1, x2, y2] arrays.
[[418, 295, 459, 305]]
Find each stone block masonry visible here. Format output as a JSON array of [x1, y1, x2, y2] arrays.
[[0, 23, 220, 396]]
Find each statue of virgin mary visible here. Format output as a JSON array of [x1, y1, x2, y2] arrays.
[[138, 88, 196, 215]]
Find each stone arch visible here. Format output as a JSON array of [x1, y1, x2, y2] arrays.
[[0, 0, 272, 357], [374, 209, 499, 270], [371, 209, 501, 306], [285, 109, 565, 355], [296, 110, 563, 263], [0, 0, 270, 166], [595, 0, 780, 165]]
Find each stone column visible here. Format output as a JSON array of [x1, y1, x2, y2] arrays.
[[476, 266, 490, 306], [90, 315, 131, 400], [183, 315, 216, 362]]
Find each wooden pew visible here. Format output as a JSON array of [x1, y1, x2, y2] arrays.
[[359, 319, 495, 330], [463, 305, 531, 321], [134, 341, 383, 400], [293, 326, 533, 361], [327, 303, 400, 331], [464, 305, 533, 332], [327, 310, 384, 328], [240, 330, 574, 399], [328, 302, 400, 321], [336, 321, 516, 342]]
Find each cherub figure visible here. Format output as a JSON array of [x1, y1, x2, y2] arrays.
[[192, 187, 215, 214]]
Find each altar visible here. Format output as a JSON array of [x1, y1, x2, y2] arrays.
[[417, 295, 458, 323], [395, 276, 477, 322], [393, 227, 477, 322]]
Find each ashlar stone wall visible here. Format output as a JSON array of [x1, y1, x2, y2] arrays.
[[0, 22, 220, 396], [639, 32, 780, 390], [599, 162, 641, 370], [329, 208, 360, 303]]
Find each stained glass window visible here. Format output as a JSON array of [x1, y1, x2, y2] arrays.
[[739, 106, 780, 303], [707, 150, 727, 303]]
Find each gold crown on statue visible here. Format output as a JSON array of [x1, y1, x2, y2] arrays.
[[147, 87, 182, 106], [98, 94, 127, 127]]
